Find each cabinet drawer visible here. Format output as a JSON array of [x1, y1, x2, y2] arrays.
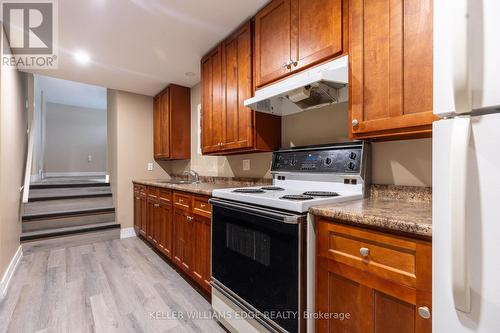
[[135, 184, 147, 196], [192, 195, 211, 218], [159, 189, 172, 204], [148, 186, 159, 200], [173, 192, 191, 210], [317, 220, 417, 288]]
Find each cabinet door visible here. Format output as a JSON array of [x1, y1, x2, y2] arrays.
[[173, 208, 193, 273], [350, 0, 435, 139], [173, 208, 185, 267], [255, 0, 292, 87], [153, 96, 162, 159], [192, 215, 211, 293], [139, 196, 147, 237], [201, 45, 224, 153], [158, 202, 172, 258], [222, 22, 254, 151], [133, 192, 141, 233], [168, 85, 191, 159], [147, 199, 157, 244], [291, 0, 344, 71], [317, 257, 422, 333], [316, 257, 371, 332], [159, 90, 170, 157]]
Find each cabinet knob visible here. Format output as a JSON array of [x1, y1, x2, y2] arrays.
[[186, 216, 193, 221], [283, 62, 289, 69], [352, 119, 359, 127], [418, 306, 431, 319], [359, 247, 370, 258], [293, 60, 298, 67]]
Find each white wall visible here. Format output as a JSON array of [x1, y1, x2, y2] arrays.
[[0, 28, 28, 281], [44, 102, 107, 174], [107, 90, 169, 228]]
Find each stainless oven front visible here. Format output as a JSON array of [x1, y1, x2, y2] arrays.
[[209, 198, 306, 333]]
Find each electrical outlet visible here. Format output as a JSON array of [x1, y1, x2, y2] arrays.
[[88, 155, 92, 162], [243, 159, 251, 171], [147, 162, 153, 171]]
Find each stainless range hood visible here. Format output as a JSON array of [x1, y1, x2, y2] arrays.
[[244, 55, 348, 116]]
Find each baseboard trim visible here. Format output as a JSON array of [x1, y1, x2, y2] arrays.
[[0, 245, 23, 298], [120, 227, 137, 239], [43, 172, 106, 177]]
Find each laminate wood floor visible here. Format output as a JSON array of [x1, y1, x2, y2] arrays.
[[0, 236, 226, 333]]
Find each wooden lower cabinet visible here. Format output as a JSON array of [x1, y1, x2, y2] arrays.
[[173, 207, 193, 272], [133, 184, 212, 295], [133, 185, 147, 237], [316, 218, 432, 333], [157, 199, 172, 258]]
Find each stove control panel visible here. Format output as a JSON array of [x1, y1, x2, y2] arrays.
[[271, 143, 365, 174]]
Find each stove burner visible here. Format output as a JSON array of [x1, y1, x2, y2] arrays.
[[232, 188, 266, 193], [261, 186, 285, 191], [280, 195, 314, 201], [303, 191, 340, 197]]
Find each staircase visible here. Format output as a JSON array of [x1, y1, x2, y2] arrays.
[[21, 181, 120, 241]]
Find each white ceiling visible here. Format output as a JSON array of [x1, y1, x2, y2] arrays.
[[37, 75, 107, 110], [23, 0, 268, 96]]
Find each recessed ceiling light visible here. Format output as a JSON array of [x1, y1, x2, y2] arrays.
[[74, 51, 91, 64], [185, 72, 196, 77]]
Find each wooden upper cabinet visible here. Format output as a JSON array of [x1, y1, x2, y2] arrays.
[[292, 0, 344, 72], [254, 0, 292, 87], [153, 84, 190, 160], [222, 22, 254, 151], [349, 0, 435, 140], [201, 21, 281, 155], [201, 45, 224, 153], [255, 0, 346, 88]]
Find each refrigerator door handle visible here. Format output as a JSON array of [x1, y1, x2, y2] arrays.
[[452, 0, 471, 114], [449, 116, 471, 313]]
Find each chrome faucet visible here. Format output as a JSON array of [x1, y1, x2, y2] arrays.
[[183, 170, 200, 183]]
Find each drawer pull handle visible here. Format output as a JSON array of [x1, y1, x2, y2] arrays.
[[200, 203, 206, 208], [418, 306, 431, 319], [154, 204, 159, 207], [359, 247, 370, 258]]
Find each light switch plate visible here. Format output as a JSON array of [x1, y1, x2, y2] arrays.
[[243, 159, 250, 171], [147, 162, 153, 171]]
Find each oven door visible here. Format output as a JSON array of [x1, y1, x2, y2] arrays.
[[210, 198, 306, 333]]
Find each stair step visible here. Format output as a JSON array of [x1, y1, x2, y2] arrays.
[[28, 186, 112, 201], [29, 182, 110, 189], [22, 212, 116, 232], [23, 197, 114, 221], [20, 222, 121, 241]]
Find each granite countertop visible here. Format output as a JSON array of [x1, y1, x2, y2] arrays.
[[133, 176, 271, 196], [309, 185, 432, 239]]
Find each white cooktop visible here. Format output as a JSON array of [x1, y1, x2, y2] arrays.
[[212, 181, 363, 213]]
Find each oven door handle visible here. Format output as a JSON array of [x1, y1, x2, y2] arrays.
[[209, 198, 304, 224]]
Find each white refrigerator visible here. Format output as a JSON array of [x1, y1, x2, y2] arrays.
[[433, 0, 500, 332]]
